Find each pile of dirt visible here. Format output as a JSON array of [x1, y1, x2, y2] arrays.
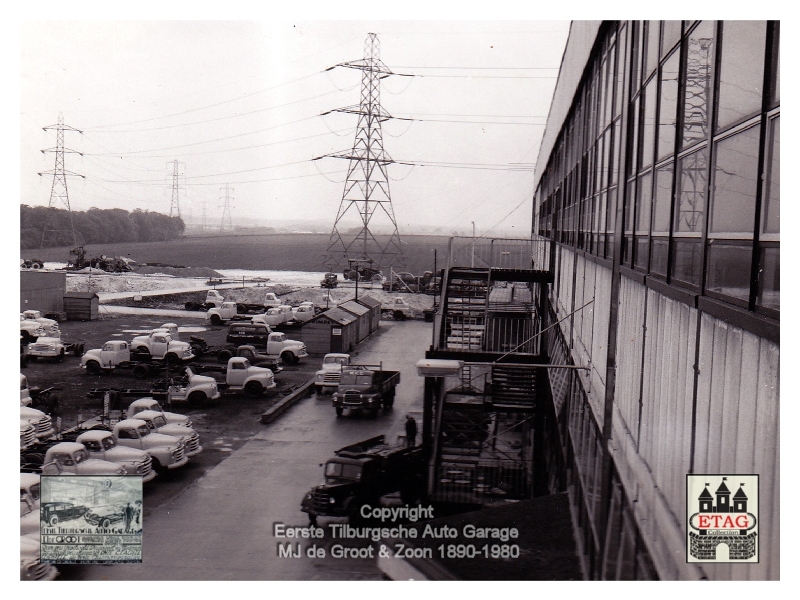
[[133, 265, 224, 278]]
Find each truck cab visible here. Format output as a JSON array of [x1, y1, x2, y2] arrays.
[[131, 410, 202, 458], [112, 419, 189, 472], [130, 332, 194, 363], [81, 340, 131, 373], [263, 292, 281, 308], [167, 368, 221, 407], [266, 332, 308, 365], [292, 303, 316, 323], [224, 357, 276, 395], [76, 430, 157, 483], [207, 302, 241, 325], [42, 442, 127, 477], [313, 353, 351, 394], [251, 308, 288, 328], [206, 290, 225, 307], [21, 310, 60, 337], [126, 397, 192, 427]]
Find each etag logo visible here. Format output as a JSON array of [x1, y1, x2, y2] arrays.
[[686, 475, 759, 563]]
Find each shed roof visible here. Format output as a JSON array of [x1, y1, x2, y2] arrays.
[[338, 299, 370, 316], [310, 307, 357, 326], [355, 295, 381, 309]]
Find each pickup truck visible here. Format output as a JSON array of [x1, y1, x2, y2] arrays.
[[133, 410, 202, 457], [300, 435, 425, 525], [76, 429, 157, 483], [214, 345, 282, 374], [126, 397, 192, 427], [185, 289, 225, 311], [226, 325, 307, 364], [130, 332, 194, 364], [233, 292, 283, 314], [332, 365, 400, 417], [384, 297, 414, 320], [81, 339, 172, 377], [26, 337, 66, 361], [215, 357, 276, 396], [251, 307, 292, 328], [313, 353, 351, 394], [41, 442, 127, 477], [207, 302, 252, 325], [321, 272, 339, 288], [20, 315, 45, 343], [112, 418, 189, 473], [21, 310, 60, 337], [292, 302, 317, 323]]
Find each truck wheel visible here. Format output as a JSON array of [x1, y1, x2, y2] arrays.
[[101, 518, 111, 528], [210, 314, 222, 326], [217, 349, 233, 363], [73, 342, 86, 357], [236, 304, 247, 314], [191, 344, 205, 358], [393, 310, 406, 321], [165, 353, 181, 366], [335, 407, 343, 417], [49, 515, 59, 527], [85, 360, 102, 375], [56, 348, 65, 362], [132, 364, 150, 379], [188, 391, 207, 407], [185, 301, 197, 311], [281, 351, 298, 365], [245, 381, 264, 396]]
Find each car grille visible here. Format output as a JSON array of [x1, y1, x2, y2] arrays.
[[312, 489, 331, 512], [35, 416, 52, 436], [30, 343, 53, 353], [343, 390, 362, 405], [21, 428, 36, 448], [185, 433, 200, 455], [323, 373, 341, 385], [172, 443, 185, 463], [135, 455, 153, 476]]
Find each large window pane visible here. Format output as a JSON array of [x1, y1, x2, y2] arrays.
[[706, 242, 752, 303], [645, 21, 660, 78], [651, 163, 673, 277], [634, 171, 652, 270], [681, 21, 715, 149], [641, 78, 657, 169], [674, 148, 707, 235], [717, 21, 766, 130], [757, 247, 779, 311], [761, 116, 779, 237], [658, 51, 680, 160], [662, 21, 682, 56], [709, 125, 761, 236]]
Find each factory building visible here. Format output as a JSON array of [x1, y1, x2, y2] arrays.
[[532, 20, 779, 579]]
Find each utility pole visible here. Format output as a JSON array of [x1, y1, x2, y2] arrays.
[[319, 33, 406, 274], [201, 198, 208, 231], [167, 160, 185, 218], [220, 185, 234, 233], [38, 113, 84, 248]]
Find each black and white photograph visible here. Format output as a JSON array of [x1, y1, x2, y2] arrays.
[[16, 9, 781, 584]]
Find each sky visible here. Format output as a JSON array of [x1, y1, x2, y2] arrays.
[[19, 16, 571, 238]]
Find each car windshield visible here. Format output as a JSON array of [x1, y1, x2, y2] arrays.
[[74, 449, 89, 463], [137, 425, 150, 437], [340, 373, 373, 386], [102, 436, 117, 450], [325, 462, 362, 482], [153, 416, 167, 428], [325, 356, 348, 366]]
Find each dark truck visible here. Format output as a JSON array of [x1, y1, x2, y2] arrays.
[[300, 435, 424, 525], [331, 365, 400, 417]]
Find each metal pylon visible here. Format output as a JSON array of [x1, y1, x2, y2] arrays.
[[168, 160, 184, 218], [220, 185, 233, 233], [320, 33, 405, 273], [37, 113, 84, 248]]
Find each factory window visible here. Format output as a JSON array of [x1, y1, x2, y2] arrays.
[[641, 77, 657, 170], [657, 51, 680, 161], [634, 171, 652, 271], [650, 162, 673, 278], [661, 20, 682, 57], [705, 124, 760, 304], [681, 21, 715, 151], [716, 21, 766, 131], [671, 147, 707, 288], [644, 21, 660, 80], [756, 114, 779, 312]]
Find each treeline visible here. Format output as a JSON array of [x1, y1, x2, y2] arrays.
[[21, 206, 185, 249]]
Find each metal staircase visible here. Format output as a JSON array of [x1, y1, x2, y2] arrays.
[[488, 364, 537, 411]]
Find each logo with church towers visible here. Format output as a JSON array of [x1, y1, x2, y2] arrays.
[[687, 475, 758, 563]]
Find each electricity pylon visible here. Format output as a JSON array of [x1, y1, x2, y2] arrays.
[[220, 185, 233, 233], [319, 33, 405, 274], [37, 113, 84, 248], [167, 160, 185, 218]]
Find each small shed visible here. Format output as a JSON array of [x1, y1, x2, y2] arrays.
[[301, 308, 357, 354], [338, 299, 372, 343], [63, 292, 100, 321], [355, 294, 382, 334]]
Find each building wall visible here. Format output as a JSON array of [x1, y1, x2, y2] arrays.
[[20, 270, 66, 313], [534, 21, 779, 580]]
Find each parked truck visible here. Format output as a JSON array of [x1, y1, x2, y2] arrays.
[[206, 302, 254, 325], [300, 434, 425, 525], [111, 418, 189, 473], [214, 345, 282, 374], [130, 332, 195, 364], [75, 430, 157, 483], [313, 353, 351, 395], [21, 310, 60, 337], [40, 442, 127, 477], [81, 340, 176, 377], [332, 365, 400, 417], [184, 289, 225, 311]]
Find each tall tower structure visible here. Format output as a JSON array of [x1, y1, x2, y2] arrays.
[[220, 185, 234, 233], [167, 160, 184, 218], [321, 33, 405, 274], [37, 113, 84, 248]]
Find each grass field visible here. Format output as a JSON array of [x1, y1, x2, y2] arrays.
[[27, 233, 455, 274]]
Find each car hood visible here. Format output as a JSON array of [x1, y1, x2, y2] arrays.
[[79, 459, 126, 475], [188, 373, 216, 385], [136, 432, 182, 449], [106, 446, 150, 462], [156, 424, 197, 438]]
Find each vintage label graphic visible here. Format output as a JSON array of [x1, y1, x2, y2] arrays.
[[686, 474, 758, 563], [40, 475, 143, 564]]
